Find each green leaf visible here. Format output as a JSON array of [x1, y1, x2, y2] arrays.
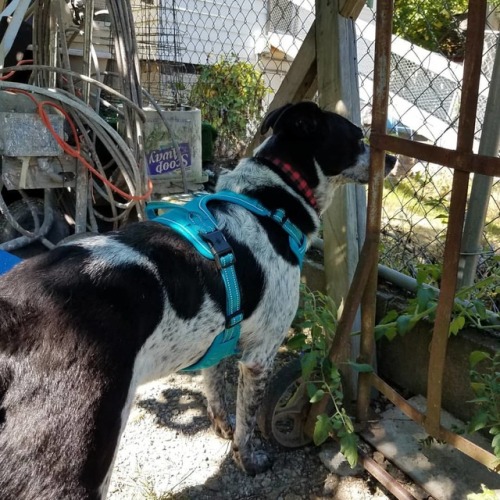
[[416, 286, 436, 311], [380, 309, 398, 324], [286, 333, 307, 351], [468, 411, 489, 433], [469, 351, 491, 368], [467, 396, 489, 404], [332, 418, 343, 431], [313, 414, 332, 446], [472, 300, 487, 320], [374, 324, 398, 341], [449, 315, 466, 335], [396, 315, 414, 335], [491, 433, 500, 449], [342, 412, 355, 433], [301, 351, 318, 379], [347, 361, 374, 373], [340, 432, 359, 468], [329, 363, 341, 384], [307, 382, 318, 399], [383, 325, 398, 341], [309, 389, 325, 403]]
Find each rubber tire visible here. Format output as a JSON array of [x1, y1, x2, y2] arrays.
[[257, 358, 314, 449]]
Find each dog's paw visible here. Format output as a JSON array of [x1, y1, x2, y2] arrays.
[[232, 447, 273, 476], [209, 414, 234, 440]]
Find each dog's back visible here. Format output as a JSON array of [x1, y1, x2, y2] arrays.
[[0, 248, 132, 499], [0, 236, 179, 498], [0, 218, 271, 498]]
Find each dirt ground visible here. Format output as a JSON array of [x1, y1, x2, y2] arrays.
[[107, 357, 428, 500]]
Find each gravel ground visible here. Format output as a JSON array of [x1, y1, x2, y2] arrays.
[[107, 356, 426, 500]]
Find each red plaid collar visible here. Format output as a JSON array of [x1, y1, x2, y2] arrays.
[[259, 156, 318, 212]]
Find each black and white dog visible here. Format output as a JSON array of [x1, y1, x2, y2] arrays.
[[0, 101, 395, 499]]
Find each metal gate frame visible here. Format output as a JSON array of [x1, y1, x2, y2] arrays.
[[246, 0, 499, 476], [333, 0, 500, 472]]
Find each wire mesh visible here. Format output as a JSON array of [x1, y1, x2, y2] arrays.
[[130, 1, 499, 310], [131, 0, 314, 158], [356, 4, 500, 311]]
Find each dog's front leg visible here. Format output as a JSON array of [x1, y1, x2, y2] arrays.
[[204, 362, 234, 439], [232, 360, 273, 476]]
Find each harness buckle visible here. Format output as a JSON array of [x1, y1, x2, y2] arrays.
[[225, 310, 244, 329], [271, 209, 288, 226], [202, 230, 235, 269]]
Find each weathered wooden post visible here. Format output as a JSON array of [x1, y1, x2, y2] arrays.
[[316, 0, 366, 404]]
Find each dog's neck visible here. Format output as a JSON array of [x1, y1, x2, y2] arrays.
[[216, 158, 320, 238], [254, 156, 319, 213]]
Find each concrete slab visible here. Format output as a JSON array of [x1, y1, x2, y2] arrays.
[[361, 395, 500, 500]]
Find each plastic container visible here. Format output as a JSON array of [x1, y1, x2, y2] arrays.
[[143, 106, 205, 193]]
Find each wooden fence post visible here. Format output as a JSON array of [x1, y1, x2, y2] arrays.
[[316, 0, 366, 405]]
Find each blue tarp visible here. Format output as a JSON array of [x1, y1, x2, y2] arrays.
[[0, 249, 21, 275]]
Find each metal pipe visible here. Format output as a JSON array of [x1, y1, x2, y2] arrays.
[[75, 0, 95, 234], [378, 264, 499, 329], [304, 239, 377, 436], [459, 34, 500, 287], [0, 192, 55, 252], [357, 0, 393, 424], [82, 0, 95, 105], [425, 0, 487, 438], [305, 252, 499, 327]]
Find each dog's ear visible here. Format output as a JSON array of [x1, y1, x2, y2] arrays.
[[260, 101, 322, 138], [260, 104, 293, 135]]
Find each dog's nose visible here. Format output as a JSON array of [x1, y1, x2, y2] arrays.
[[384, 154, 397, 175]]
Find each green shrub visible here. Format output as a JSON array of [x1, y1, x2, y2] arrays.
[[288, 284, 360, 467], [468, 351, 500, 464], [393, 0, 468, 60], [190, 56, 270, 159]]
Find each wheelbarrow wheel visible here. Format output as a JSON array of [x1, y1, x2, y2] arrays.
[[257, 358, 313, 449]]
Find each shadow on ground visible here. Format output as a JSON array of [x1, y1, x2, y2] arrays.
[[138, 386, 211, 436]]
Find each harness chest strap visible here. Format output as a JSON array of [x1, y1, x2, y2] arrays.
[[146, 191, 308, 371]]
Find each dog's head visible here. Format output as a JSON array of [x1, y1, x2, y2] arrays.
[[259, 101, 396, 190]]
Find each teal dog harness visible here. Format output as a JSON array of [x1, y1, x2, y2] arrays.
[[146, 191, 307, 371]]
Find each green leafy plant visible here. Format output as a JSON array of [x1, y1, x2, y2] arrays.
[[393, 0, 468, 60], [468, 351, 500, 463], [189, 56, 270, 158], [288, 284, 359, 467], [376, 263, 500, 342], [376, 263, 500, 460]]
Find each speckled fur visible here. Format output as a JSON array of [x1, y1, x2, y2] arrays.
[[0, 102, 396, 499]]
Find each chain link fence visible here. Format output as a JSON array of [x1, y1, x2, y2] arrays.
[[356, 4, 500, 312], [130, 1, 499, 310], [131, 0, 315, 158]]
